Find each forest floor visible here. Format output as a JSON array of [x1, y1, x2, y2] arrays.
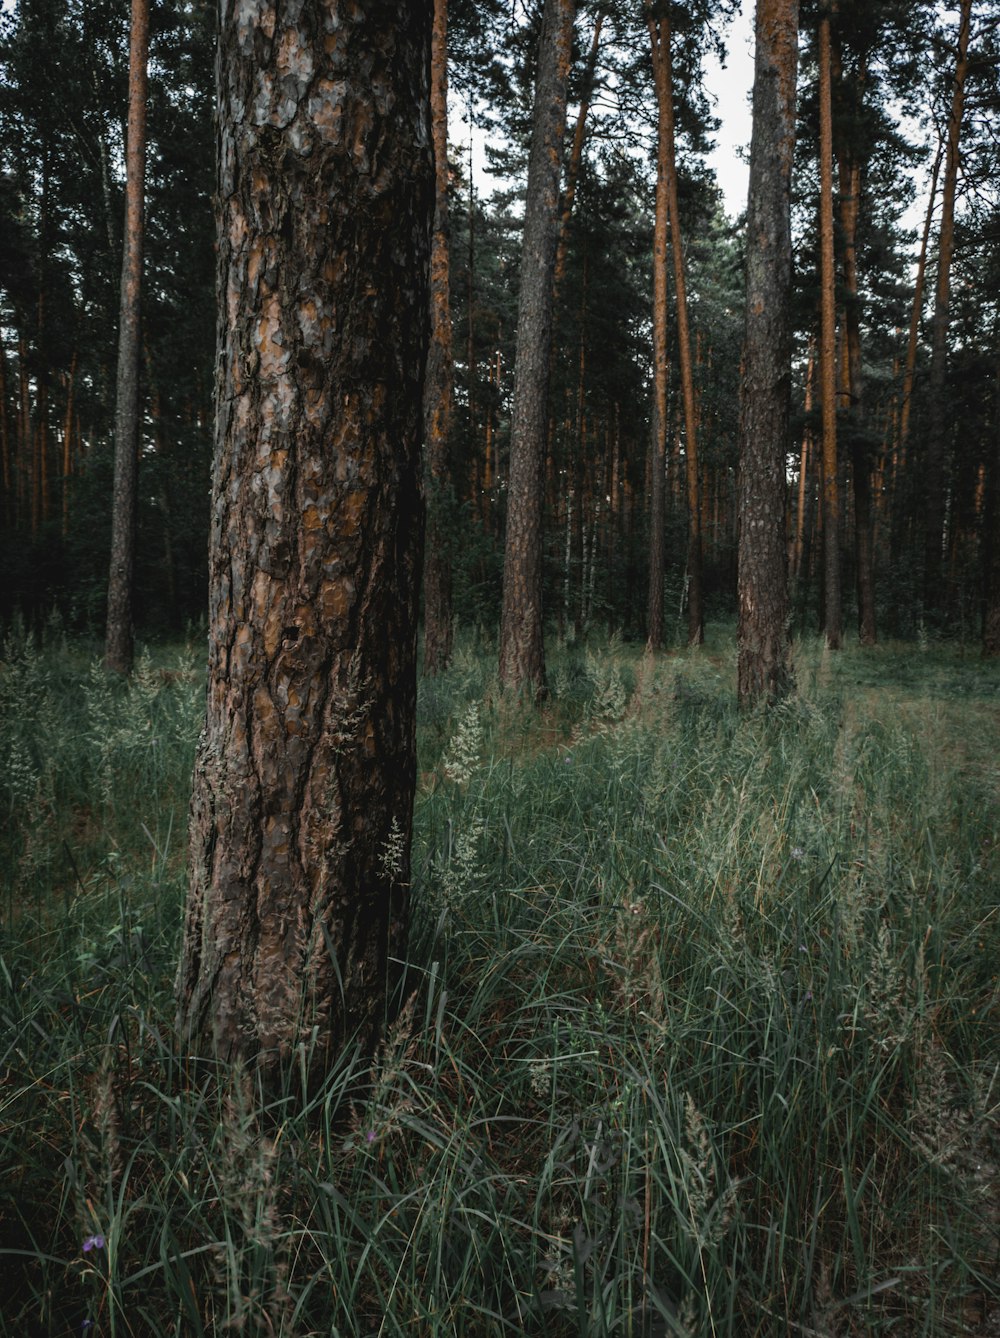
[[1, 619, 998, 1337]]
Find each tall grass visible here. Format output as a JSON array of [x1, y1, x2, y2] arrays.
[[2, 622, 997, 1335]]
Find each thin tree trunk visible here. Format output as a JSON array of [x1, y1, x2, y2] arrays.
[[61, 350, 77, 539], [647, 8, 703, 646], [0, 337, 10, 522], [793, 341, 816, 586], [553, 12, 603, 299], [646, 42, 671, 652], [832, 36, 876, 646], [737, 0, 799, 706], [422, 0, 454, 675], [925, 0, 972, 614], [17, 336, 30, 528], [818, 4, 841, 649], [176, 4, 433, 1074], [499, 0, 577, 695], [899, 142, 942, 457], [105, 0, 150, 674]]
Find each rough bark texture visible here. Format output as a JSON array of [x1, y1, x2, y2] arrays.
[[422, 0, 453, 675], [175, 3, 433, 1074], [498, 0, 576, 694], [925, 0, 971, 615], [105, 0, 149, 676], [818, 6, 841, 650], [647, 9, 703, 648], [737, 0, 798, 707]]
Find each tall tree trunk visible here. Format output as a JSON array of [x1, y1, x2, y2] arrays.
[[422, 0, 454, 675], [646, 49, 671, 653], [175, 4, 433, 1075], [553, 12, 603, 299], [832, 38, 876, 646], [818, 4, 841, 649], [792, 341, 816, 586], [499, 0, 576, 694], [0, 337, 10, 524], [61, 350, 77, 539], [646, 8, 703, 647], [737, 0, 799, 707], [899, 142, 942, 457], [104, 0, 150, 674], [925, 0, 972, 615]]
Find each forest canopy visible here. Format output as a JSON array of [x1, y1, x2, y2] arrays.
[[1, 0, 998, 652]]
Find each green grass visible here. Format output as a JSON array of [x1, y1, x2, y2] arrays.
[[1, 620, 998, 1335]]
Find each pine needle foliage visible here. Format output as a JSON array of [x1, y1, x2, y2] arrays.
[[2, 624, 998, 1335]]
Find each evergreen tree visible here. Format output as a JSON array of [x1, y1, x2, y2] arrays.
[[176, 3, 434, 1074]]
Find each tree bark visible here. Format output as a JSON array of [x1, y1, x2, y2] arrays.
[[925, 0, 972, 615], [737, 0, 799, 707], [818, 4, 841, 649], [422, 0, 454, 675], [646, 8, 703, 647], [499, 0, 576, 694], [104, 0, 149, 675], [175, 4, 433, 1075], [832, 35, 876, 646]]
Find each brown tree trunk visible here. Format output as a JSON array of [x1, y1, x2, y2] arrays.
[[925, 0, 972, 615], [792, 341, 816, 586], [499, 0, 576, 694], [422, 0, 454, 675], [647, 8, 703, 647], [175, 5, 433, 1075], [737, 0, 799, 707], [104, 0, 149, 675], [899, 143, 942, 458], [832, 37, 876, 646], [646, 47, 671, 653], [818, 4, 841, 649], [553, 12, 603, 299]]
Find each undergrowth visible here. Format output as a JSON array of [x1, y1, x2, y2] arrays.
[[1, 620, 998, 1335]]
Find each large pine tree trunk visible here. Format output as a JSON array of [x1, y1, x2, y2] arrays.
[[499, 0, 576, 694], [737, 0, 799, 707], [175, 5, 433, 1075], [105, 0, 149, 675], [818, 5, 841, 649], [422, 0, 454, 675], [925, 0, 972, 616]]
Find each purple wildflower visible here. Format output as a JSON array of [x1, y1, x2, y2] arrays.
[[82, 1234, 105, 1253]]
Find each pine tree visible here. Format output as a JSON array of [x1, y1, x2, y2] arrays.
[[737, 0, 798, 706], [176, 4, 434, 1074], [498, 0, 577, 695]]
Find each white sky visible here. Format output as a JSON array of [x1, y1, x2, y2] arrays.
[[702, 3, 756, 219]]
